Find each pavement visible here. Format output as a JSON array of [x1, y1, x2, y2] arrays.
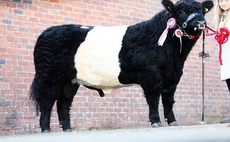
[[1, 123, 230, 142]]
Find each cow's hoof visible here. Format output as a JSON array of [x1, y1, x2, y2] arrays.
[[42, 129, 51, 133], [151, 122, 164, 128], [64, 128, 73, 132], [169, 121, 181, 126]]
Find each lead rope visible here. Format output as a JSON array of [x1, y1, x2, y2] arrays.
[[206, 26, 230, 65]]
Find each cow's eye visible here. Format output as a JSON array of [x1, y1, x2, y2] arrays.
[[178, 10, 185, 15], [177, 10, 187, 19]]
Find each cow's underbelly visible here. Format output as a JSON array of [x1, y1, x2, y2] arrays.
[[73, 26, 129, 94]]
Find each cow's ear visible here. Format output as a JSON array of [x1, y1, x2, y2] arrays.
[[162, 0, 174, 13], [202, 0, 214, 14]]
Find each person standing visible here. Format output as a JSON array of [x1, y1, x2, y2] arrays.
[[213, 0, 230, 123]]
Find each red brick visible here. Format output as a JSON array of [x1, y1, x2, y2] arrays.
[[7, 37, 18, 43], [6, 2, 17, 8], [13, 20, 24, 26], [27, 5, 38, 11], [50, 0, 59, 3]]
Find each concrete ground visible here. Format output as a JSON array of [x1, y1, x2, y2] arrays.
[[0, 123, 230, 142]]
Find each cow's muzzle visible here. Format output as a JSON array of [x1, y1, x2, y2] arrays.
[[195, 21, 206, 31]]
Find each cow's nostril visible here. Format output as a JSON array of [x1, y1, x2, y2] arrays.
[[196, 21, 206, 30]]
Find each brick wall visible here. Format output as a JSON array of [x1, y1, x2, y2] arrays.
[[0, 0, 230, 136]]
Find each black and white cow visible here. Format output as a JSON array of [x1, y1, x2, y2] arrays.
[[30, 0, 213, 132]]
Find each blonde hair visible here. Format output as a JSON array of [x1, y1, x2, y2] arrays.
[[214, 0, 230, 30]]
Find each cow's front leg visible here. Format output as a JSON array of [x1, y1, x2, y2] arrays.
[[146, 90, 163, 128], [140, 76, 163, 127], [161, 87, 181, 126]]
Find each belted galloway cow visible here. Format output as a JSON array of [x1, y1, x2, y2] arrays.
[[30, 0, 213, 132]]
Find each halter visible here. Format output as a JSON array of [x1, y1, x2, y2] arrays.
[[177, 13, 203, 38], [158, 12, 204, 53], [182, 12, 199, 28], [179, 12, 204, 39]]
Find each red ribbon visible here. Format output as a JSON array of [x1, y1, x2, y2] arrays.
[[206, 26, 230, 65]]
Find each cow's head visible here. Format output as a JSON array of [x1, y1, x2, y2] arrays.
[[162, 0, 213, 37]]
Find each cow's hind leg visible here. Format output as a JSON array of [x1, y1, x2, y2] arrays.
[[40, 100, 56, 133], [161, 87, 181, 126], [57, 81, 79, 132], [40, 100, 55, 133], [39, 84, 61, 133], [30, 75, 59, 132]]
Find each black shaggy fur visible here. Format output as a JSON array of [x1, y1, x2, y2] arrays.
[[30, 0, 213, 132]]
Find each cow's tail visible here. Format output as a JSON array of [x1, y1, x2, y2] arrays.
[[29, 75, 41, 116]]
